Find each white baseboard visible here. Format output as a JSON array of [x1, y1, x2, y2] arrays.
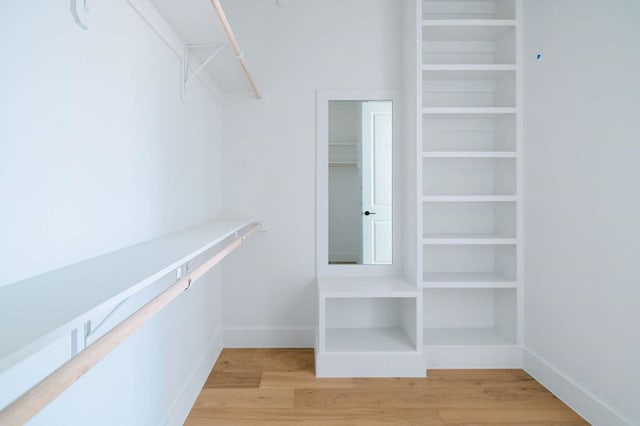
[[316, 350, 426, 377], [163, 330, 224, 426], [425, 345, 522, 369], [223, 327, 315, 348], [523, 348, 632, 426]]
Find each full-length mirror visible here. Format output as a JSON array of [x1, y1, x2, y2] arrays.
[[328, 100, 393, 265]]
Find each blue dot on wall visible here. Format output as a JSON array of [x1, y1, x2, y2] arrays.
[[536, 53, 542, 60]]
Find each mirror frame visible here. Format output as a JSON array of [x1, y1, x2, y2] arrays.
[[316, 89, 402, 277]]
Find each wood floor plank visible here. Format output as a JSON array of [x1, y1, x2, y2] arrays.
[[260, 370, 356, 389], [438, 407, 589, 424], [203, 370, 262, 389], [190, 388, 294, 412], [294, 382, 558, 410], [186, 408, 445, 425], [185, 348, 588, 425], [212, 348, 314, 373], [424, 369, 534, 382]]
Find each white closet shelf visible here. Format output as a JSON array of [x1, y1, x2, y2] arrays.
[[422, 234, 516, 245], [422, 19, 516, 27], [422, 272, 516, 288], [423, 23, 515, 41], [423, 327, 515, 346], [422, 151, 516, 158], [325, 327, 417, 353], [422, 195, 517, 202], [423, 107, 517, 115], [422, 64, 516, 72], [329, 162, 358, 167], [0, 218, 258, 375], [318, 277, 419, 298]]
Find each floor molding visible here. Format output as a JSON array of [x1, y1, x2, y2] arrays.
[[164, 329, 224, 426], [523, 348, 632, 426], [223, 327, 315, 348]]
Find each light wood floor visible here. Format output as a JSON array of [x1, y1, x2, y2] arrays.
[[185, 348, 588, 425]]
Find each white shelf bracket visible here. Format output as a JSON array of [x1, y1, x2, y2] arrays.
[[70, 0, 91, 30], [84, 298, 129, 344], [181, 43, 230, 102]]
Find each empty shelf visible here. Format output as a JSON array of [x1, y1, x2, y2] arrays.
[[326, 327, 416, 353], [422, 272, 516, 288], [318, 277, 419, 298], [424, 327, 515, 346]]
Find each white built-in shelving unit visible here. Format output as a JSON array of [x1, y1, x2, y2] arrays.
[[315, 1, 521, 375], [316, 277, 425, 377], [417, 0, 522, 368]]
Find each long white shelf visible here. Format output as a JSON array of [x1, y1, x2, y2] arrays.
[[423, 107, 517, 115], [422, 19, 517, 27], [422, 22, 515, 41], [423, 327, 515, 346], [0, 218, 257, 375], [422, 195, 517, 202], [421, 68, 516, 81], [422, 272, 516, 288], [422, 151, 516, 158], [422, 64, 516, 72], [329, 162, 358, 167], [318, 277, 419, 298], [422, 233, 516, 245], [325, 327, 416, 353]]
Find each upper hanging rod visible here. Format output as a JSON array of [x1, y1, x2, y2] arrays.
[[208, 0, 262, 99]]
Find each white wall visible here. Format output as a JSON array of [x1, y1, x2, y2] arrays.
[[523, 1, 640, 424], [0, 1, 224, 424], [220, 0, 403, 344]]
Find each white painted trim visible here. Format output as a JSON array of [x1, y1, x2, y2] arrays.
[[514, 0, 525, 350], [425, 345, 522, 369], [124, 0, 225, 102], [316, 351, 426, 378], [223, 327, 316, 348], [523, 348, 632, 426], [163, 330, 224, 426]]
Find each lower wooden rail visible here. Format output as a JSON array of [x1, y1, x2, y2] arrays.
[[0, 223, 260, 426]]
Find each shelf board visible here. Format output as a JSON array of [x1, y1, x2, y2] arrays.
[[0, 218, 257, 375], [423, 22, 515, 42], [422, 272, 517, 289], [329, 162, 358, 167], [423, 107, 516, 116], [422, 195, 517, 202], [421, 67, 516, 81], [422, 64, 516, 71], [318, 277, 419, 299], [423, 327, 515, 346], [422, 19, 517, 27], [325, 327, 416, 353], [422, 233, 516, 245], [422, 151, 516, 158]]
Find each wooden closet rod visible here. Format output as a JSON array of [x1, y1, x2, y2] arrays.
[[0, 223, 260, 426], [208, 0, 262, 99]]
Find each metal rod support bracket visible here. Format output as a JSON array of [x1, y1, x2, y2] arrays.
[[181, 43, 230, 102]]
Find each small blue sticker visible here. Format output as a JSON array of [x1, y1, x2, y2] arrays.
[[536, 54, 542, 60]]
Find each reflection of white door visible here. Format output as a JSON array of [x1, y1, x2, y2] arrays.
[[361, 102, 392, 264]]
